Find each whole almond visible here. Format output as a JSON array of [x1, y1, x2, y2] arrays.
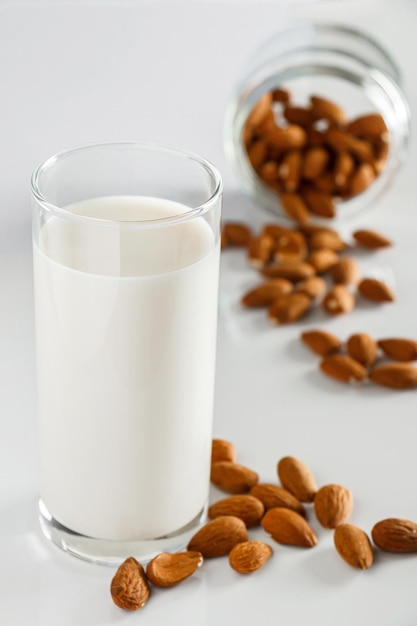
[[334, 151, 355, 187], [210, 461, 259, 494], [325, 127, 374, 162], [307, 248, 339, 274], [320, 354, 367, 383], [222, 222, 252, 248], [302, 146, 330, 180], [277, 456, 317, 503], [308, 229, 347, 252], [347, 113, 388, 139], [334, 524, 374, 570], [247, 140, 268, 171], [302, 189, 335, 219], [187, 516, 248, 557], [358, 278, 394, 303], [349, 163, 376, 196], [247, 234, 274, 268], [259, 160, 281, 183], [228, 541, 273, 574], [266, 124, 307, 150], [377, 338, 417, 362], [310, 95, 346, 125], [241, 279, 293, 308], [279, 149, 302, 192], [323, 285, 355, 315], [280, 192, 311, 225], [208, 495, 265, 527], [330, 257, 360, 285], [261, 507, 318, 547], [268, 292, 312, 324], [211, 439, 237, 464], [110, 557, 150, 611], [369, 363, 417, 390], [274, 231, 307, 262], [262, 260, 315, 282], [314, 484, 353, 529], [250, 483, 306, 516], [245, 92, 273, 129], [301, 329, 342, 356], [146, 551, 203, 588], [372, 518, 417, 552], [284, 105, 314, 127], [294, 276, 327, 299], [261, 223, 291, 240], [347, 333, 378, 366], [353, 229, 391, 249]]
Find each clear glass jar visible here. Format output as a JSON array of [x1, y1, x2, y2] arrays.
[[224, 23, 410, 222]]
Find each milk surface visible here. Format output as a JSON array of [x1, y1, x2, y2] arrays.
[[33, 196, 219, 541]]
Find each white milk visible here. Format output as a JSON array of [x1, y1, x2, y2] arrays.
[[33, 196, 219, 541]]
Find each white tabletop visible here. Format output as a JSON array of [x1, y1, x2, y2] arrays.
[[2, 1, 417, 624]]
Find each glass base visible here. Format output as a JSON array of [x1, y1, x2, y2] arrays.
[[38, 499, 207, 566]]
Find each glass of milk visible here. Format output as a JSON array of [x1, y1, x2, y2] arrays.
[[31, 142, 222, 565]]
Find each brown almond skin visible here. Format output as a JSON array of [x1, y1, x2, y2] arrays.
[[245, 92, 273, 128], [347, 333, 378, 366], [247, 234, 274, 268], [250, 483, 306, 516], [320, 354, 367, 383], [277, 456, 317, 503], [211, 439, 237, 464], [268, 292, 312, 324], [372, 518, 417, 552], [302, 146, 329, 180], [307, 248, 339, 274], [314, 484, 353, 529], [241, 279, 293, 308], [334, 524, 373, 570], [347, 113, 388, 138], [349, 163, 375, 196], [210, 461, 259, 494], [262, 261, 315, 282], [378, 338, 417, 362], [261, 507, 318, 547], [274, 230, 307, 262], [310, 95, 346, 125], [208, 495, 265, 528], [369, 363, 417, 390], [330, 257, 360, 286], [353, 229, 391, 249], [358, 278, 394, 302], [294, 276, 326, 299], [228, 541, 273, 573], [221, 222, 252, 248], [308, 229, 347, 252], [279, 192, 311, 225], [323, 285, 355, 315], [146, 551, 203, 588], [110, 557, 150, 611], [302, 188, 335, 219], [187, 516, 248, 557], [301, 329, 342, 357]]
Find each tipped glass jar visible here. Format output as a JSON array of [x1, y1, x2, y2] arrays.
[[224, 23, 410, 223]]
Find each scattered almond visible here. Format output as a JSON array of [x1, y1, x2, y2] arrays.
[[323, 285, 355, 315], [146, 551, 203, 588], [110, 557, 150, 611], [358, 278, 394, 302], [261, 260, 316, 282], [222, 222, 252, 248], [307, 248, 339, 273], [211, 439, 237, 464], [372, 518, 417, 552], [314, 484, 353, 529], [330, 257, 360, 285], [187, 516, 248, 557], [277, 456, 317, 503], [208, 495, 265, 528], [353, 229, 391, 249], [301, 329, 342, 357], [210, 461, 259, 494], [369, 363, 417, 389], [320, 354, 367, 383], [261, 507, 318, 547], [294, 276, 327, 299], [268, 292, 312, 324], [241, 279, 293, 308], [250, 483, 306, 516], [377, 338, 417, 362], [247, 234, 274, 268], [308, 229, 347, 252], [228, 541, 273, 573], [346, 333, 378, 366], [334, 523, 374, 570]]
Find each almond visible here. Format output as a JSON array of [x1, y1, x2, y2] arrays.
[[208, 495, 265, 527], [310, 95, 346, 126], [352, 229, 392, 249], [245, 92, 273, 129], [250, 483, 306, 516], [279, 149, 302, 192], [210, 461, 259, 494], [334, 524, 374, 570], [314, 484, 353, 529], [347, 333, 378, 366], [268, 292, 312, 324], [146, 551, 203, 588], [323, 285, 355, 315], [302, 146, 330, 180], [371, 518, 417, 552], [325, 127, 374, 162], [301, 329, 342, 356], [378, 338, 417, 362], [272, 87, 291, 103], [349, 163, 375, 196], [330, 257, 360, 285], [110, 557, 150, 611], [211, 439, 237, 464], [279, 192, 311, 225], [228, 541, 273, 574], [294, 276, 327, 299], [308, 229, 347, 252], [274, 230, 307, 262], [241, 279, 293, 308], [247, 140, 268, 171], [247, 233, 274, 268], [187, 516, 248, 557], [334, 151, 355, 187], [320, 354, 367, 383], [369, 363, 417, 389], [277, 456, 317, 503], [347, 113, 388, 139], [302, 188, 336, 219], [222, 222, 252, 248], [261, 507, 318, 547], [266, 124, 307, 150], [261, 260, 315, 282], [358, 278, 394, 303], [307, 248, 339, 273], [261, 223, 291, 240], [284, 105, 314, 127], [259, 160, 281, 183]]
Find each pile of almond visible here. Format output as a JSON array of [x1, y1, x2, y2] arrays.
[[222, 220, 393, 323], [243, 88, 389, 222], [110, 442, 417, 610], [301, 329, 417, 389]]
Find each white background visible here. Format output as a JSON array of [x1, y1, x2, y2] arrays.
[[1, 1, 417, 624]]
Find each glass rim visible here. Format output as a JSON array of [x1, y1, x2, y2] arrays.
[[31, 141, 223, 228]]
